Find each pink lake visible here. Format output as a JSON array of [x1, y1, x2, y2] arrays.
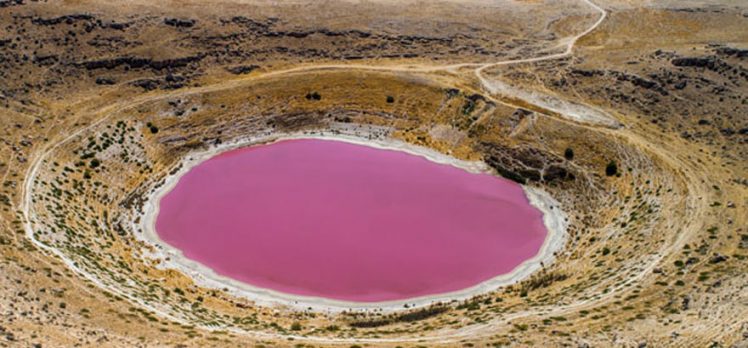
[[155, 139, 547, 302]]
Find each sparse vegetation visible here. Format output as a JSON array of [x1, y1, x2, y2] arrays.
[[305, 92, 322, 101]]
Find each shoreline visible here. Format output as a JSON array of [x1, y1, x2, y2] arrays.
[[136, 130, 568, 312]]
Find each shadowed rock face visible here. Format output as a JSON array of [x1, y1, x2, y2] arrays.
[[0, 0, 24, 8], [226, 64, 259, 75], [78, 55, 204, 71], [671, 56, 719, 68], [715, 47, 748, 58], [479, 142, 576, 185], [164, 18, 196, 28]]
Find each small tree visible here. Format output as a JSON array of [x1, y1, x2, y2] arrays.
[[386, 95, 395, 103], [564, 148, 574, 160], [605, 160, 618, 176]]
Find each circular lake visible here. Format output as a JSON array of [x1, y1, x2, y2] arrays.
[[155, 138, 547, 302]]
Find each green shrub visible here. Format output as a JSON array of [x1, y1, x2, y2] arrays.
[[305, 92, 321, 101], [605, 160, 618, 176], [564, 148, 574, 160]]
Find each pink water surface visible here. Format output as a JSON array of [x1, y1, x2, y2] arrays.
[[155, 139, 548, 302]]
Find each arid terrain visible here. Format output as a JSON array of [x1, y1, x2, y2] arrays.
[[0, 0, 746, 347]]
